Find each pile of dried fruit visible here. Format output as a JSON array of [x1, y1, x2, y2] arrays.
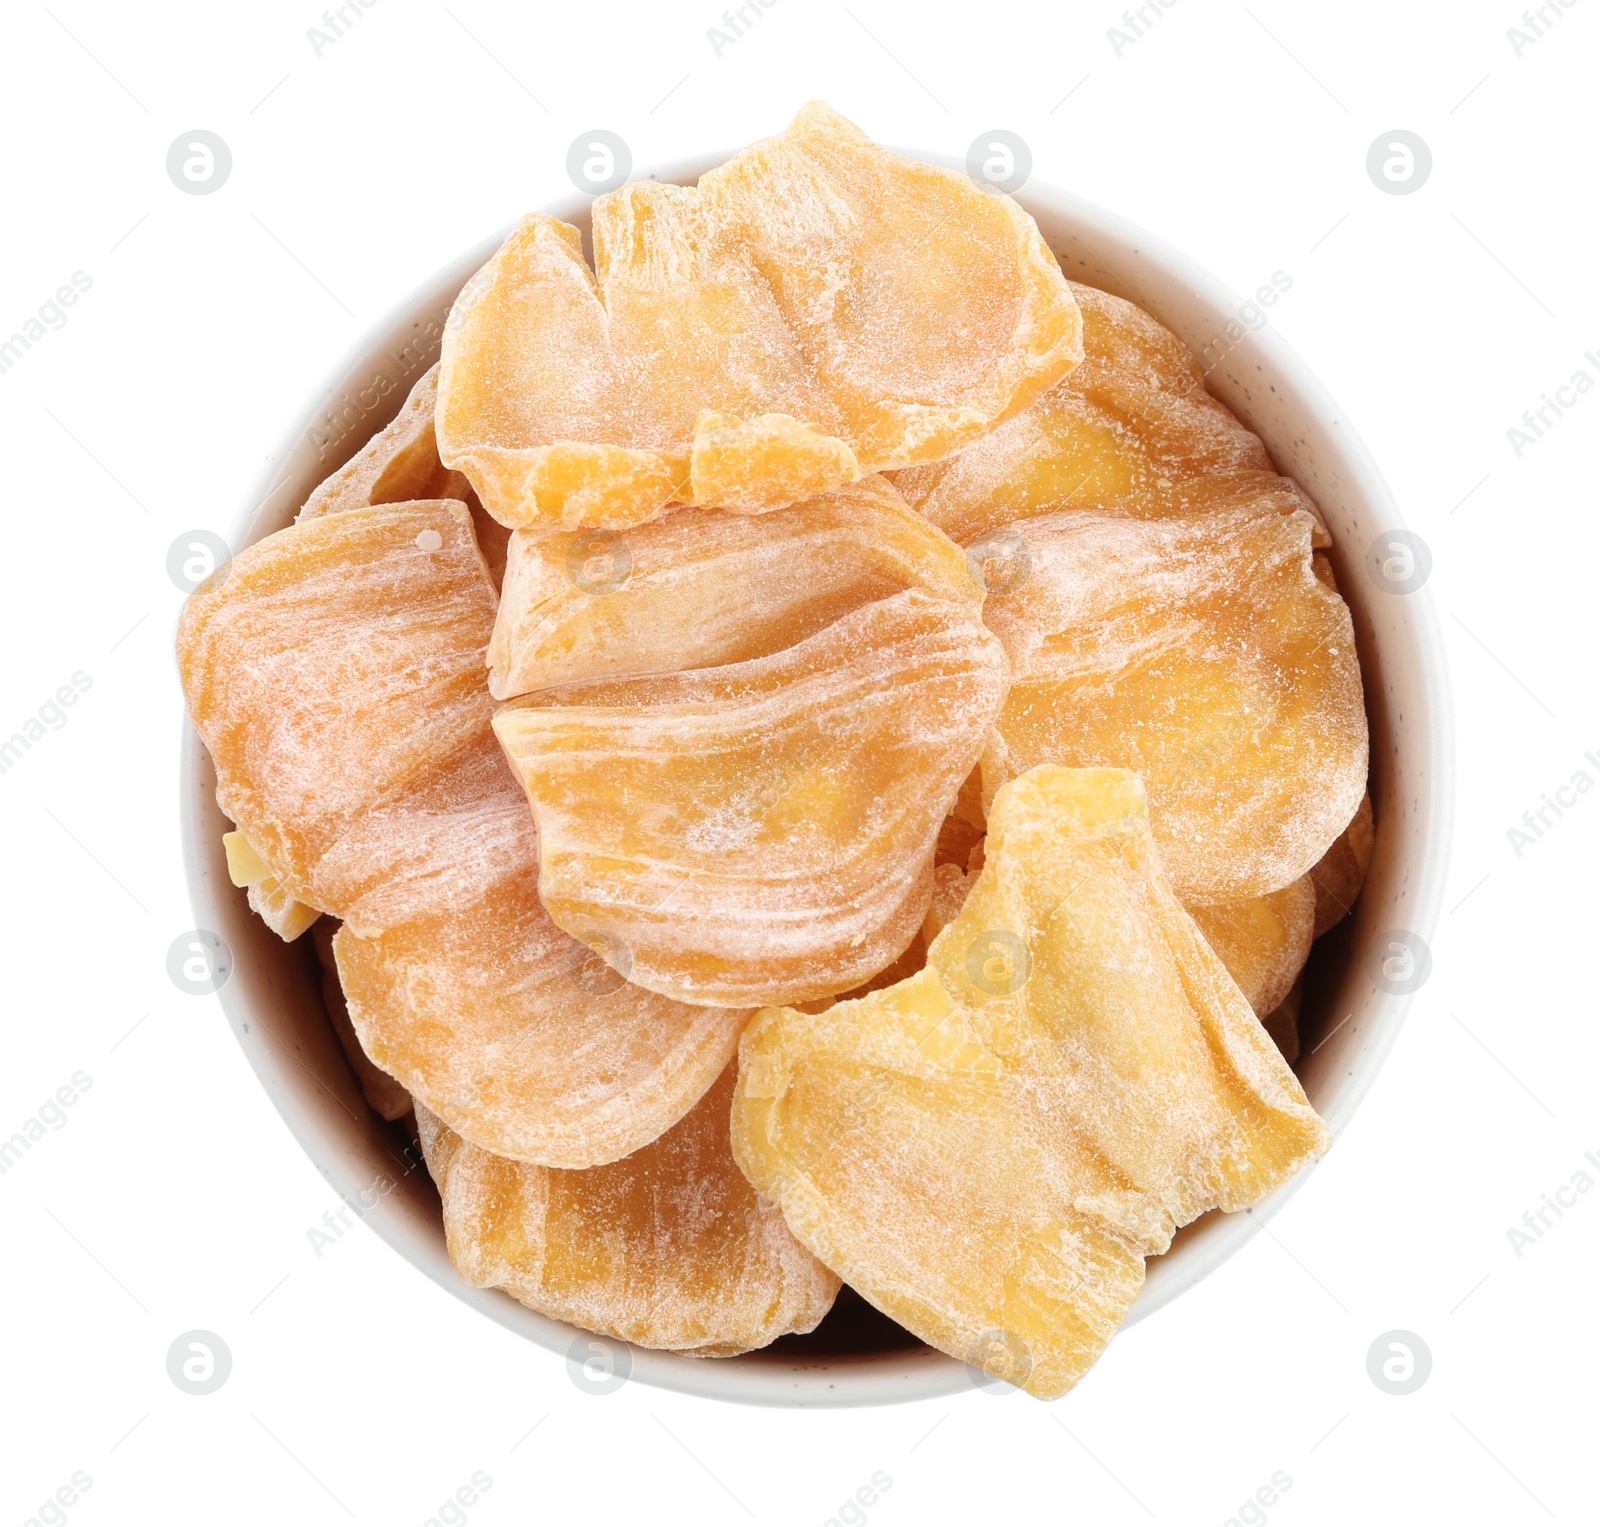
[[178, 103, 1372, 1399]]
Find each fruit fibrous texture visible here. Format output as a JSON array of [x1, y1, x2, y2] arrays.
[[436, 102, 1083, 530], [980, 504, 1367, 904], [1188, 876, 1315, 1018], [418, 1063, 839, 1355], [488, 475, 978, 700], [494, 590, 1010, 1008], [891, 282, 1328, 549], [179, 501, 747, 1167], [732, 766, 1332, 1399]]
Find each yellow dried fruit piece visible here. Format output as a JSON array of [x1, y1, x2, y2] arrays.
[[732, 765, 1331, 1399], [981, 505, 1367, 904], [222, 829, 271, 888], [417, 1064, 839, 1355], [1310, 791, 1375, 937], [437, 102, 1081, 530], [494, 591, 1010, 1008], [488, 475, 976, 699], [297, 362, 510, 584], [922, 862, 976, 946], [247, 875, 320, 942], [891, 282, 1327, 549], [311, 919, 412, 1122], [1188, 876, 1314, 1018], [1262, 977, 1303, 1066], [179, 500, 745, 1164], [178, 501, 500, 913]]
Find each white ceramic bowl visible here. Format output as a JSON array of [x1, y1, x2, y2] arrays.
[[181, 151, 1452, 1407]]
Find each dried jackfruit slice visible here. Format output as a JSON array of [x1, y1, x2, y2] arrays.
[[331, 743, 751, 1167], [731, 765, 1331, 1400], [436, 102, 1081, 530], [891, 282, 1327, 549], [177, 501, 499, 912], [297, 363, 510, 584], [494, 591, 1010, 1008], [1310, 791, 1375, 937], [981, 505, 1367, 904], [417, 1064, 839, 1355], [1188, 876, 1314, 1018], [311, 919, 412, 1122], [179, 500, 745, 1164], [488, 474, 976, 699], [222, 827, 319, 941]]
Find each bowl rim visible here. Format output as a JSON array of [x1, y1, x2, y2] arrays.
[[182, 146, 1454, 1408]]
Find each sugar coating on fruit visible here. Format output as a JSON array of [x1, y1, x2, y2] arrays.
[[732, 765, 1331, 1399], [494, 590, 1010, 1008], [980, 505, 1368, 904], [333, 735, 751, 1167], [297, 362, 510, 584], [890, 282, 1329, 549], [1310, 791, 1374, 937], [436, 102, 1082, 529], [178, 501, 746, 1165], [488, 475, 978, 700], [1188, 876, 1315, 1018], [178, 502, 500, 913], [417, 1065, 839, 1355]]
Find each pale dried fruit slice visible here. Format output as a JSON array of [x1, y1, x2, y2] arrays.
[[732, 765, 1331, 1399], [179, 500, 744, 1164], [178, 501, 499, 912], [981, 505, 1367, 903], [1188, 876, 1315, 1018], [311, 919, 412, 1122], [922, 862, 976, 946], [222, 827, 319, 941], [436, 103, 1081, 530], [332, 747, 750, 1167], [494, 591, 1010, 1008], [488, 475, 976, 699], [1309, 791, 1375, 937], [417, 1064, 839, 1355], [891, 282, 1327, 549], [297, 363, 510, 583], [246, 875, 320, 942]]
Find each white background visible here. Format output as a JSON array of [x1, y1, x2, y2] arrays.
[[1, 1, 1596, 1523]]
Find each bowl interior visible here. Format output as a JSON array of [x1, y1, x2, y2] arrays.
[[182, 154, 1451, 1407]]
